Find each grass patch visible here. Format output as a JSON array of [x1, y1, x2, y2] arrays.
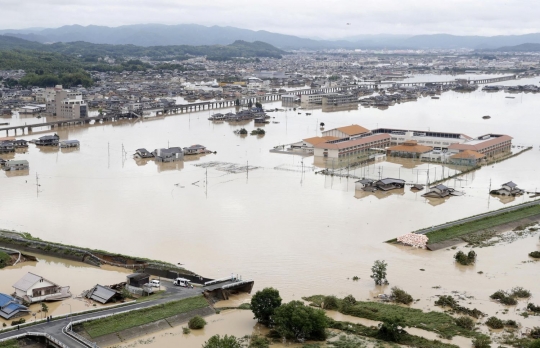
[[82, 296, 208, 338], [329, 319, 460, 348], [0, 340, 19, 348], [304, 295, 486, 340], [424, 203, 540, 244]]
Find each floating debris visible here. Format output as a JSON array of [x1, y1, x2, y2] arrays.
[[397, 233, 428, 248], [194, 161, 259, 174]]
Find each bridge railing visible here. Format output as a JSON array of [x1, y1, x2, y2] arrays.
[[0, 332, 70, 348]]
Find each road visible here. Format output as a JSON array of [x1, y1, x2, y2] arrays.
[[0, 282, 202, 348], [416, 199, 540, 235]]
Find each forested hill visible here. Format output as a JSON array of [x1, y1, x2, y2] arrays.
[[0, 35, 286, 60]]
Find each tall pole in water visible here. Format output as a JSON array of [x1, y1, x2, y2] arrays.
[[205, 168, 208, 198]]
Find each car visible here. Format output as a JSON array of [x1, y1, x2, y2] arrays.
[[149, 279, 160, 288]]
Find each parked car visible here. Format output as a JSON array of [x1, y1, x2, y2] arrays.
[[149, 279, 160, 288]]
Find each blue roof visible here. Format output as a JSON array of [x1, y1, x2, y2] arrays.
[[0, 293, 29, 319]]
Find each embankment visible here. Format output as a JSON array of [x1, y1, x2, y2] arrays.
[[419, 201, 540, 249], [0, 230, 203, 280], [73, 296, 213, 346]]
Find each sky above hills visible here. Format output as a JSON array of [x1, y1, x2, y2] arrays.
[[1, 0, 539, 39]]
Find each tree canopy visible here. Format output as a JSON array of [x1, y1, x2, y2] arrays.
[[250, 287, 282, 326]]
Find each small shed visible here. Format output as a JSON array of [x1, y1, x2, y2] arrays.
[[126, 273, 150, 288]]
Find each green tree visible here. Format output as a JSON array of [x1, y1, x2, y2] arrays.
[[273, 300, 328, 341], [203, 335, 243, 348], [377, 316, 406, 342], [250, 287, 281, 326], [40, 303, 49, 319], [248, 101, 253, 108], [255, 102, 262, 109], [370, 260, 388, 285], [0, 251, 10, 269], [249, 335, 269, 348], [235, 99, 240, 106]]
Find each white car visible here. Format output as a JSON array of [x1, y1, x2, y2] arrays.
[[149, 279, 160, 288]]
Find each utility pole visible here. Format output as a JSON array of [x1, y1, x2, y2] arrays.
[[205, 168, 208, 198], [35, 172, 39, 197], [246, 161, 249, 180]]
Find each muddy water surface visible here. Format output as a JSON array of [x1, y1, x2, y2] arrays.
[[1, 75, 540, 346]]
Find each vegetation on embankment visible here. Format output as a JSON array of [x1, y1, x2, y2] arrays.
[[0, 339, 19, 348], [0, 250, 11, 269], [0, 229, 191, 273], [82, 296, 209, 338], [329, 319, 460, 348], [303, 295, 488, 340], [424, 203, 540, 244]]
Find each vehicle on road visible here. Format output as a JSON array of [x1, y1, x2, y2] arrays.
[[149, 279, 160, 288], [173, 278, 193, 288]]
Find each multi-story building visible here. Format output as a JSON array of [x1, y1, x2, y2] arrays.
[[321, 93, 357, 106]]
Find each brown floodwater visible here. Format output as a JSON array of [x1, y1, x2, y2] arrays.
[[0, 253, 132, 327], [1, 74, 540, 346]]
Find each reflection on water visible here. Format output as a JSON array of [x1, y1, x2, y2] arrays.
[[0, 75, 540, 345]]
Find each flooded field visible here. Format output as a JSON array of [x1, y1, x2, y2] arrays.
[[1, 75, 540, 347]]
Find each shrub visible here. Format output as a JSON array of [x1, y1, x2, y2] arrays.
[[11, 318, 25, 326], [454, 250, 476, 265], [529, 339, 540, 348], [530, 251, 540, 258], [238, 128, 248, 135], [504, 319, 518, 328], [490, 290, 507, 300], [182, 327, 191, 334], [472, 336, 491, 348], [486, 316, 504, 329], [530, 327, 540, 339], [511, 287, 531, 298], [188, 316, 207, 330], [500, 296, 518, 305], [434, 295, 457, 308], [390, 287, 413, 305], [490, 290, 518, 305], [251, 287, 282, 326], [249, 335, 270, 348], [527, 303, 540, 313], [455, 316, 475, 330], [203, 335, 243, 348], [342, 295, 357, 306], [322, 296, 339, 310], [352, 276, 359, 281]]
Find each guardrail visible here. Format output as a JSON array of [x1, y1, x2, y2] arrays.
[[221, 280, 253, 290], [64, 322, 99, 348], [0, 332, 70, 348]]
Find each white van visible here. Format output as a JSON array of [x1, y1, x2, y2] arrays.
[[149, 279, 160, 288], [173, 278, 193, 288]]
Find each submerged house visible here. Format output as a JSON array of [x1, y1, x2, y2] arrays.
[[422, 184, 463, 198], [490, 181, 525, 196], [153, 147, 184, 162], [355, 178, 405, 192], [3, 160, 29, 171], [0, 293, 30, 320], [59, 140, 80, 148], [0, 141, 15, 153], [12, 272, 72, 303], [35, 134, 60, 146], [184, 144, 207, 155], [134, 148, 154, 159]]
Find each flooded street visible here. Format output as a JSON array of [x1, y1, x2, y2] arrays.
[[1, 75, 540, 347]]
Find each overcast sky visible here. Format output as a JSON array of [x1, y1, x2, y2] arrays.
[[2, 0, 539, 38]]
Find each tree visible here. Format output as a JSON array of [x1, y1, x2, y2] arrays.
[[40, 303, 48, 319], [273, 300, 328, 341], [248, 100, 253, 108], [251, 287, 281, 326], [371, 260, 388, 285], [203, 335, 243, 348], [249, 335, 269, 348], [235, 99, 240, 106], [255, 102, 262, 109], [377, 316, 406, 342]]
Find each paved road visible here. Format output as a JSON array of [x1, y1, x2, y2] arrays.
[[0, 284, 202, 347], [417, 199, 540, 235]]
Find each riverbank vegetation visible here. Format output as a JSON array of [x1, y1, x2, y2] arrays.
[[424, 202, 540, 244], [454, 250, 477, 265], [0, 251, 10, 268], [82, 296, 208, 338], [303, 294, 487, 340]]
